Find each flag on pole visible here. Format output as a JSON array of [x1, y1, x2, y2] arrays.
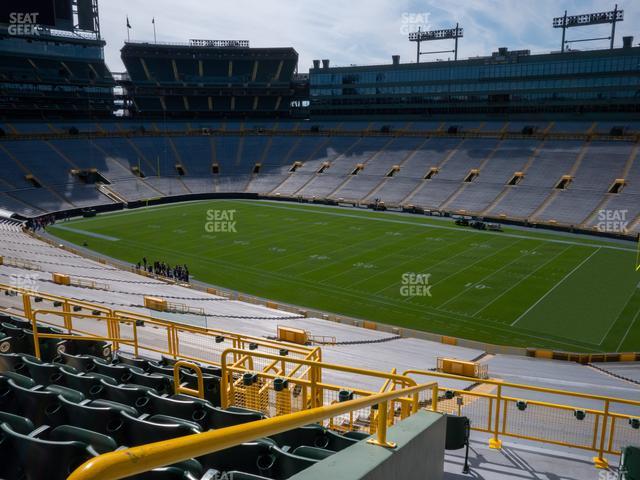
[[152, 17, 155, 24], [126, 16, 131, 29]]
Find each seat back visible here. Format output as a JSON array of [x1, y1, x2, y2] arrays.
[[8, 380, 64, 426], [0, 422, 94, 480], [147, 391, 210, 427], [116, 352, 151, 371], [59, 351, 97, 372], [120, 411, 201, 446], [206, 405, 265, 429], [182, 372, 221, 406], [99, 380, 155, 411], [22, 356, 64, 386], [64, 339, 112, 361], [445, 415, 470, 450], [621, 445, 640, 480], [0, 411, 35, 435], [129, 369, 172, 393], [0, 352, 29, 374], [93, 358, 136, 383], [58, 395, 128, 443]]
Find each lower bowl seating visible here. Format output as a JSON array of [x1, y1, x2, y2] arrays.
[[0, 323, 368, 480]]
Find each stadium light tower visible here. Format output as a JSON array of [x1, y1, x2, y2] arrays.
[[553, 5, 624, 53], [408, 23, 463, 63]]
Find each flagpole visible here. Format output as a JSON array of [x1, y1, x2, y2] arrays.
[[153, 18, 157, 44]]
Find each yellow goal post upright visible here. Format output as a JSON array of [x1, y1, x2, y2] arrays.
[[636, 235, 640, 272]]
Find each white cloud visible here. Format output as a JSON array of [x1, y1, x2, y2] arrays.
[[99, 0, 640, 74]]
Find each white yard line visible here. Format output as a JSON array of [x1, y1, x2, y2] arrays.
[[436, 241, 539, 309], [471, 245, 571, 318], [510, 247, 602, 327], [51, 225, 120, 241], [247, 201, 636, 252], [616, 309, 640, 352]]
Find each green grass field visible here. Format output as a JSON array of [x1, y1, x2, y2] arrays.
[[49, 200, 640, 352]]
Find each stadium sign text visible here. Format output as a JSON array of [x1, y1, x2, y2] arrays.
[[8, 12, 39, 35], [205, 209, 237, 233]]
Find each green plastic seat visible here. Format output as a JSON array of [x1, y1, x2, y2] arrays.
[[445, 414, 470, 474], [0, 422, 98, 480], [291, 445, 335, 460], [620, 445, 640, 480]]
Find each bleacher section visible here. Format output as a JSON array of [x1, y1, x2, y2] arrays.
[[0, 123, 639, 235], [0, 317, 373, 479]]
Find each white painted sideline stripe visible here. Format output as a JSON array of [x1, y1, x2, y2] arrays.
[[51, 225, 120, 242], [247, 201, 636, 253], [510, 247, 601, 327]]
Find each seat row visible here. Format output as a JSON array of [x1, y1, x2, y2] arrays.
[[0, 350, 369, 480]]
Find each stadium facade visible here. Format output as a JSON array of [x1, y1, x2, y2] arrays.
[[309, 41, 640, 118], [0, 0, 113, 118], [120, 41, 300, 118]]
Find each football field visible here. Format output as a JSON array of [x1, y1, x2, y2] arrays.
[[49, 200, 640, 352]]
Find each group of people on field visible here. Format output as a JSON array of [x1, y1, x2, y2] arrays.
[[135, 257, 190, 283]]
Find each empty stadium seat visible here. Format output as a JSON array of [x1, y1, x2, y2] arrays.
[[22, 356, 66, 386], [58, 395, 134, 444], [120, 411, 201, 447], [8, 379, 84, 426], [58, 367, 117, 398], [129, 369, 173, 394], [206, 405, 266, 429], [197, 439, 317, 480], [269, 424, 359, 452], [99, 380, 157, 412], [146, 391, 209, 428], [116, 351, 152, 372], [0, 422, 106, 480], [92, 357, 138, 383], [58, 351, 98, 372], [63, 340, 112, 362], [0, 352, 30, 374]]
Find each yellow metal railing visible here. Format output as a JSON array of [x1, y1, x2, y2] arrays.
[[67, 381, 439, 480], [2, 284, 316, 366], [173, 360, 204, 399], [404, 369, 640, 469], [5, 283, 640, 470], [219, 348, 423, 432]]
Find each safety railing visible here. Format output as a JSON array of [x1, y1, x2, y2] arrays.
[[173, 360, 204, 399], [2, 125, 639, 143], [1, 283, 317, 369], [4, 281, 640, 469], [220, 349, 427, 434], [67, 380, 439, 480], [404, 369, 640, 469]]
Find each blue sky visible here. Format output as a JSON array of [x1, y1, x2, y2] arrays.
[[99, 0, 640, 73]]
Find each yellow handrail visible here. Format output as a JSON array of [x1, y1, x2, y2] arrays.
[[403, 369, 640, 468], [173, 360, 204, 399], [68, 381, 439, 480]]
